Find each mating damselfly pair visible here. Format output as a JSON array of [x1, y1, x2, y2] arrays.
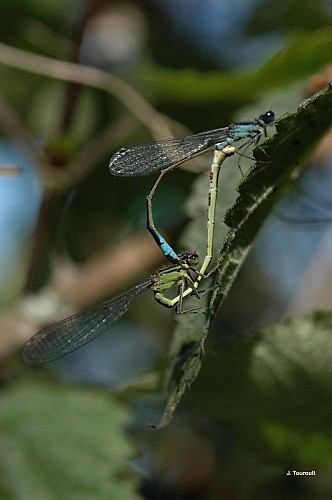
[[22, 111, 275, 365]]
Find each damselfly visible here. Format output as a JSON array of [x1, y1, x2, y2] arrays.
[[109, 111, 275, 264], [22, 252, 201, 365]]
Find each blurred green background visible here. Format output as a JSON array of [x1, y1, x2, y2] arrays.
[[0, 0, 332, 498]]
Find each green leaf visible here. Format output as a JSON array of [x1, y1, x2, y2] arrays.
[[251, 310, 332, 425], [192, 310, 332, 465], [211, 84, 332, 320], [263, 423, 332, 468], [144, 28, 332, 105], [0, 378, 141, 499], [156, 83, 332, 427]]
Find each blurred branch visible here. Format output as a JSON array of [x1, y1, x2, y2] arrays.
[[0, 90, 55, 181], [54, 231, 164, 309], [62, 113, 138, 188], [59, 1, 100, 135], [0, 42, 174, 139], [0, 165, 23, 176], [0, 42, 198, 190]]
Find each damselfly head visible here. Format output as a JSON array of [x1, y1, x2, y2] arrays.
[[259, 110, 276, 126], [179, 251, 200, 266]]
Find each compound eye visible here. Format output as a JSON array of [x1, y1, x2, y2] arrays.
[[262, 110, 275, 125], [178, 251, 200, 266], [188, 252, 200, 265]]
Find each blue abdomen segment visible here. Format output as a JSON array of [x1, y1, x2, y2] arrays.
[[155, 233, 180, 264]]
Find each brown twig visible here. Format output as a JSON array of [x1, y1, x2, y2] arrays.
[[0, 41, 174, 139], [0, 165, 23, 176], [0, 42, 200, 190]]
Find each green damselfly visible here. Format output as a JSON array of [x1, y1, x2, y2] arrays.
[[22, 252, 202, 365]]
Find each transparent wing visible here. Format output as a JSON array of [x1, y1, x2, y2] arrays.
[[108, 127, 230, 176], [22, 281, 151, 365]]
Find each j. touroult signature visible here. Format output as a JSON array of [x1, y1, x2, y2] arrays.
[[287, 470, 316, 476]]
